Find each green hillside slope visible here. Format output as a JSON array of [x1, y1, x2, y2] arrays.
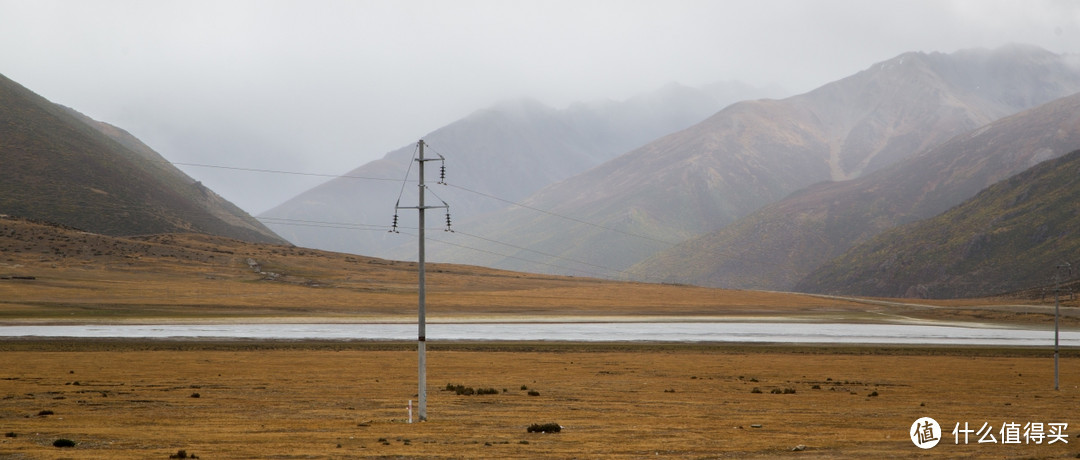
[[0, 72, 285, 243], [800, 149, 1080, 298]]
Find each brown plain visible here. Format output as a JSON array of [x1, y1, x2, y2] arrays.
[[1, 217, 1079, 458], [1, 343, 1078, 459]]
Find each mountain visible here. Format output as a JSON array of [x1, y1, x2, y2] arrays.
[[0, 72, 285, 244], [633, 90, 1080, 291], [436, 45, 1080, 277], [798, 148, 1080, 298], [260, 81, 778, 257]]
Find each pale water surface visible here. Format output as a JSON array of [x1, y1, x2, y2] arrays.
[[1, 322, 1078, 346]]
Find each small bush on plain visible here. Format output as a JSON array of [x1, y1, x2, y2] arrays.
[[527, 423, 561, 433]]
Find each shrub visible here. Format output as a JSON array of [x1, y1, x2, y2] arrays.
[[37, 410, 54, 416], [527, 423, 561, 433], [446, 383, 490, 395], [750, 387, 762, 394], [52, 439, 76, 448], [527, 390, 541, 396], [170, 450, 199, 459], [868, 391, 879, 397]]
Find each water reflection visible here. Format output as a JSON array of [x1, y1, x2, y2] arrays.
[[0, 322, 1077, 346]]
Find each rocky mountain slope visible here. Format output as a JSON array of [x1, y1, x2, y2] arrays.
[[0, 72, 285, 244], [260, 82, 776, 256], [798, 148, 1080, 298], [631, 90, 1080, 291], [438, 45, 1080, 277]]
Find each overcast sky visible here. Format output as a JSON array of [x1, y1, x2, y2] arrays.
[[2, 0, 1078, 214]]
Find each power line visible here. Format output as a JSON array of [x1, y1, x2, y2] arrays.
[[256, 210, 632, 279], [395, 229, 620, 280], [451, 229, 630, 278], [7, 155, 791, 281], [257, 217, 390, 232], [161, 157, 677, 249], [166, 161, 403, 182], [441, 182, 681, 247]]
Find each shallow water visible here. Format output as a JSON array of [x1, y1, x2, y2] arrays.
[[1, 322, 1077, 346]]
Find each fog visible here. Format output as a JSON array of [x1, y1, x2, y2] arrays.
[[1, 0, 1077, 213]]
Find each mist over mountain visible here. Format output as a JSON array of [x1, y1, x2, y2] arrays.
[[434, 45, 1080, 278], [260, 81, 780, 256], [631, 91, 1080, 291], [0, 72, 285, 244]]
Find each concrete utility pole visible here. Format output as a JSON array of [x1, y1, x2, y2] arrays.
[[417, 139, 428, 420], [1054, 262, 1071, 391], [392, 139, 448, 421]]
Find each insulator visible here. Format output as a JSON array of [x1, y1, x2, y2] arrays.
[[439, 163, 446, 184], [444, 212, 453, 232], [390, 214, 399, 233]]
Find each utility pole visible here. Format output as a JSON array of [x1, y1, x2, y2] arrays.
[[1054, 262, 1072, 391], [391, 139, 448, 421], [417, 139, 428, 421]]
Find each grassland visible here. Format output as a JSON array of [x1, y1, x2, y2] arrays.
[[2, 216, 1076, 326], [1, 342, 1079, 459], [2, 216, 1080, 458]]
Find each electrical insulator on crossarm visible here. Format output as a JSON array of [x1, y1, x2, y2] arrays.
[[444, 211, 453, 232]]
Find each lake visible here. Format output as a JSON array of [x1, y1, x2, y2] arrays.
[[0, 321, 1077, 346]]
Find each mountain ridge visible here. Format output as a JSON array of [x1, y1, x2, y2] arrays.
[[436, 44, 1080, 278], [797, 148, 1080, 298], [632, 90, 1080, 291], [260, 81, 776, 257], [0, 72, 286, 244]]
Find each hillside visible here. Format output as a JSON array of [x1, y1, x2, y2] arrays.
[[632, 91, 1080, 291], [798, 149, 1080, 299], [0, 72, 285, 244], [432, 45, 1080, 277], [3, 215, 1068, 327], [259, 82, 773, 257], [0, 215, 880, 321]]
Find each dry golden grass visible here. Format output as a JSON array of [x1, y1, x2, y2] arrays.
[[2, 217, 1076, 327], [0, 343, 1078, 459], [3, 217, 1080, 459]]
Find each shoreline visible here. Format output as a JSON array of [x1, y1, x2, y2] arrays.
[[1, 337, 1078, 357], [2, 312, 1074, 329]]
